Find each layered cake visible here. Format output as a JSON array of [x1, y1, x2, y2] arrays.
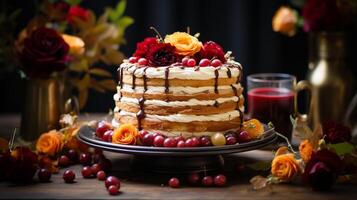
[[113, 31, 244, 138]]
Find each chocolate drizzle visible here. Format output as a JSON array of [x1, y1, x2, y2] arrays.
[[214, 68, 219, 94], [143, 67, 149, 92], [164, 67, 170, 94], [132, 68, 138, 89], [226, 67, 232, 78], [213, 100, 219, 107], [136, 97, 146, 130], [119, 66, 124, 89]]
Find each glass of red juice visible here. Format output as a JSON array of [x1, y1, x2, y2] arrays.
[[247, 73, 296, 141]]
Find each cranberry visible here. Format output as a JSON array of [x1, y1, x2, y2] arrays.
[[59, 155, 70, 167], [211, 59, 222, 67], [96, 170, 106, 181], [200, 136, 212, 146], [91, 163, 102, 175], [139, 130, 149, 139], [168, 177, 180, 188], [105, 176, 120, 189], [226, 136, 237, 145], [201, 176, 213, 186], [153, 135, 165, 147], [237, 131, 251, 143], [108, 185, 119, 195], [102, 130, 114, 142], [185, 138, 194, 147], [63, 169, 75, 183], [199, 58, 210, 67], [191, 137, 200, 147], [182, 57, 189, 66], [138, 58, 148, 65], [81, 166, 93, 178], [174, 135, 185, 142], [187, 173, 200, 185], [177, 140, 186, 148], [187, 58, 196, 67], [163, 138, 177, 147], [66, 149, 78, 163], [96, 121, 111, 139], [38, 168, 51, 182], [79, 152, 92, 166], [142, 133, 155, 146], [214, 174, 227, 186], [129, 56, 138, 63]]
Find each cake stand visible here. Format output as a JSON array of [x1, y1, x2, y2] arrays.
[[77, 125, 277, 173]]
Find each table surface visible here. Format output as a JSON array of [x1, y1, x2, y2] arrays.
[[1, 113, 357, 200]]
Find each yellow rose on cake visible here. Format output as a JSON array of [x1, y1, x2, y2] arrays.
[[164, 32, 202, 56]]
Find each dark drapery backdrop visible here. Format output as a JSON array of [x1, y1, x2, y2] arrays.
[[0, 0, 313, 113]]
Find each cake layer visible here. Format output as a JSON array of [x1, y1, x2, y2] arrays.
[[114, 112, 242, 133], [115, 97, 244, 115], [120, 60, 242, 80]]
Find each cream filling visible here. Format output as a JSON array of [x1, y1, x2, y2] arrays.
[[115, 108, 244, 123], [114, 94, 243, 107], [120, 60, 242, 80], [119, 83, 242, 95]]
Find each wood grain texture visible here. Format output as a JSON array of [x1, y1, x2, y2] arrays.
[[1, 114, 356, 200]]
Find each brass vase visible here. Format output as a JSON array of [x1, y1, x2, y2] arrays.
[[21, 76, 78, 141], [307, 32, 356, 129]]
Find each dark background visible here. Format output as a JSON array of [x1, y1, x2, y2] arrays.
[[0, 0, 338, 113]]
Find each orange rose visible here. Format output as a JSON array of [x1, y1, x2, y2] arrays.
[[272, 6, 297, 37], [62, 34, 85, 55], [36, 130, 64, 156], [271, 153, 301, 182], [299, 139, 314, 163], [164, 32, 202, 56], [112, 124, 138, 145]]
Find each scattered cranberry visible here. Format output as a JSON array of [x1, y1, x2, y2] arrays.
[[63, 169, 75, 183], [91, 163, 102, 175], [102, 130, 114, 142], [66, 149, 78, 163], [142, 133, 155, 146], [211, 59, 222, 67], [96, 121, 111, 139], [200, 136, 212, 146], [81, 166, 93, 178], [79, 153, 92, 166], [191, 137, 200, 147], [199, 58, 210, 67], [214, 174, 227, 186], [168, 177, 180, 188], [108, 185, 119, 195], [187, 58, 196, 67], [105, 176, 120, 189], [177, 140, 186, 148], [38, 168, 51, 182], [226, 136, 237, 145], [99, 158, 112, 173], [163, 138, 177, 147], [59, 155, 70, 167], [92, 153, 105, 164], [129, 56, 138, 63], [237, 131, 251, 143], [138, 58, 148, 65], [187, 173, 200, 185], [96, 170, 106, 181], [139, 130, 149, 139], [181, 57, 189, 66], [201, 176, 213, 186], [153, 135, 165, 147], [185, 138, 194, 147]]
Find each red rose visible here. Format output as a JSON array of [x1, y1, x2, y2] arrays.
[[197, 41, 226, 63], [18, 27, 70, 78], [133, 37, 159, 58], [302, 0, 339, 32], [322, 121, 351, 144], [146, 43, 180, 66], [67, 6, 89, 24], [303, 149, 343, 190]]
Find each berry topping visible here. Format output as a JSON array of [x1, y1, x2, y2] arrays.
[[128, 56, 138, 63], [199, 58, 210, 67], [187, 58, 196, 67], [211, 59, 222, 67], [138, 58, 148, 66]]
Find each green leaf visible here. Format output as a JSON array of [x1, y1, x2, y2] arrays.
[[116, 16, 134, 31], [109, 0, 127, 22], [64, 0, 82, 6], [247, 161, 271, 171], [327, 142, 356, 156]]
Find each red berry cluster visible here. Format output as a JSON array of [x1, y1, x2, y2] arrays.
[[168, 173, 227, 188]]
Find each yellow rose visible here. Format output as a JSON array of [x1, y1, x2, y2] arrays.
[[271, 153, 301, 182], [272, 6, 297, 37], [299, 139, 314, 163], [62, 34, 85, 55], [112, 124, 139, 145], [164, 32, 202, 56], [36, 130, 64, 156]]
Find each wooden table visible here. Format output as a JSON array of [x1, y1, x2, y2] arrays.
[[1, 114, 357, 200]]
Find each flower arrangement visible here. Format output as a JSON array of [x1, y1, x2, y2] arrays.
[[14, 0, 133, 108], [129, 28, 227, 67], [250, 120, 357, 191], [272, 0, 357, 36]]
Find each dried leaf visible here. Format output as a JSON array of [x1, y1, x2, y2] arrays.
[[89, 79, 106, 93], [69, 59, 89, 72], [89, 68, 112, 77], [101, 49, 125, 65], [98, 79, 116, 91], [78, 89, 88, 109], [250, 175, 269, 190], [275, 146, 289, 156], [76, 73, 90, 91]]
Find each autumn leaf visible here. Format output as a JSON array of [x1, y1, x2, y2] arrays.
[[250, 175, 269, 190], [98, 79, 117, 91], [89, 68, 112, 77], [101, 48, 125, 64], [89, 79, 106, 93], [78, 89, 88, 109]]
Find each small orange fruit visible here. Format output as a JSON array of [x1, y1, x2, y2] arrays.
[[242, 119, 264, 139]]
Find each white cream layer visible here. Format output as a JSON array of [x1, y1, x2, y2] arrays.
[[114, 94, 243, 107], [120, 60, 242, 80], [119, 84, 242, 95], [115, 108, 244, 123]]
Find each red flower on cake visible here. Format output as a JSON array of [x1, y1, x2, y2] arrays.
[[197, 41, 226, 63], [322, 121, 351, 144], [67, 6, 90, 24], [133, 37, 159, 58], [17, 27, 70, 78], [147, 43, 180, 66]]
